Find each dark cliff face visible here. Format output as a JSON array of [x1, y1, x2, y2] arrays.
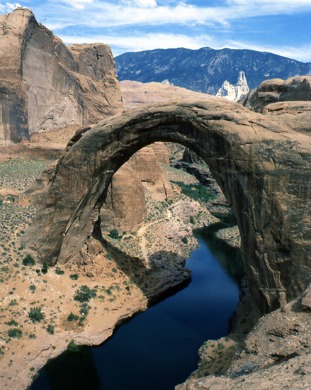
[[115, 47, 311, 94]]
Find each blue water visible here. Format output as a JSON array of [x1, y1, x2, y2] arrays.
[[30, 227, 243, 390]]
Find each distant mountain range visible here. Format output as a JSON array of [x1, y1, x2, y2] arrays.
[[115, 47, 311, 95]]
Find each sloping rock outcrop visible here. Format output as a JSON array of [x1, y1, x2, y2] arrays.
[[0, 8, 122, 143], [24, 87, 311, 313], [242, 76, 311, 135], [177, 285, 311, 390]]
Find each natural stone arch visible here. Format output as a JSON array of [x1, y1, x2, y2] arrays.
[[25, 97, 311, 313]]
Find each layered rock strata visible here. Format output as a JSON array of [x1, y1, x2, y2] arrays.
[[0, 8, 122, 142]]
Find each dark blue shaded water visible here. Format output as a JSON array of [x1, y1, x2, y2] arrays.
[[30, 227, 243, 390]]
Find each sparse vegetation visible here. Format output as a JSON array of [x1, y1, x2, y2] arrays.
[[28, 306, 45, 323], [8, 328, 22, 339], [47, 324, 54, 335], [109, 228, 120, 239], [173, 181, 215, 203], [67, 339, 79, 352], [22, 254, 35, 266], [74, 285, 97, 303], [55, 267, 64, 275]]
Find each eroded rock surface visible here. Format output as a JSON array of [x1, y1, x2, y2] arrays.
[[24, 86, 311, 313], [101, 143, 173, 232], [177, 286, 311, 390], [0, 8, 122, 142]]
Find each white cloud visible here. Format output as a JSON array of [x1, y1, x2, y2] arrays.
[[132, 0, 158, 8], [62, 0, 93, 9], [228, 40, 311, 63], [2, 2, 22, 11], [59, 30, 311, 62], [60, 32, 214, 55], [43, 0, 311, 31]]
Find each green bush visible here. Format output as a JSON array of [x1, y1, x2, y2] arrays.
[[41, 263, 48, 274], [28, 306, 45, 323], [67, 312, 79, 322], [8, 328, 22, 338], [189, 216, 195, 224], [47, 324, 54, 335], [181, 237, 188, 244], [80, 303, 90, 316], [22, 254, 35, 266], [109, 228, 120, 239], [173, 181, 215, 203], [55, 267, 64, 275], [67, 339, 79, 352], [74, 285, 97, 303], [69, 274, 79, 280], [7, 319, 18, 327], [29, 284, 36, 292]]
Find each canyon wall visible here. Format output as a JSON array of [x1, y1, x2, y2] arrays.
[[0, 8, 122, 143]]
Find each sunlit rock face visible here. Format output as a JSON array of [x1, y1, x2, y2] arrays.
[[0, 8, 122, 142], [101, 143, 173, 232], [216, 71, 249, 102], [24, 80, 311, 314]]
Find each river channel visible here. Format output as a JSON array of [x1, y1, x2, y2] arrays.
[[30, 225, 244, 390]]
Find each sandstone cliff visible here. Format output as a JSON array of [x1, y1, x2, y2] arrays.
[[0, 8, 122, 143], [101, 143, 173, 232]]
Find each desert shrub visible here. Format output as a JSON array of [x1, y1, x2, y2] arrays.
[[67, 312, 79, 322], [28, 306, 45, 323], [41, 263, 48, 274], [69, 274, 79, 280], [181, 237, 188, 244], [109, 228, 120, 239], [7, 319, 18, 326], [74, 285, 97, 303], [55, 267, 64, 275], [22, 254, 35, 266], [8, 328, 22, 338], [47, 324, 54, 335], [80, 303, 90, 316], [67, 339, 79, 352], [189, 216, 195, 224], [106, 253, 113, 260]]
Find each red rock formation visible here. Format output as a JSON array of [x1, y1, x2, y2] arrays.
[[0, 8, 122, 143]]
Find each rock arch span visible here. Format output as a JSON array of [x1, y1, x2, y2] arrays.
[[25, 97, 311, 313]]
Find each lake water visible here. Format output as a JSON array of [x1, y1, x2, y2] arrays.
[[30, 225, 244, 390]]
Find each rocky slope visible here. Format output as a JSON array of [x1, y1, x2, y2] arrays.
[[0, 8, 122, 143], [177, 284, 311, 390], [115, 47, 311, 95]]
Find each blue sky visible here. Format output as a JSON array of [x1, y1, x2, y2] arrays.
[[1, 0, 311, 61]]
